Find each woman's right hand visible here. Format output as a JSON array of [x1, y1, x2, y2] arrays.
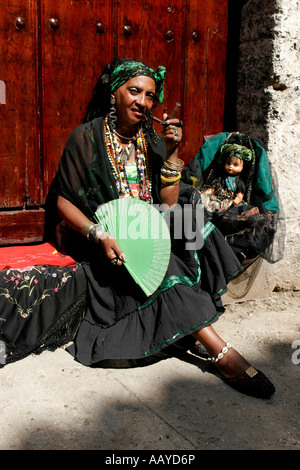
[[161, 114, 183, 158], [57, 196, 126, 266], [99, 233, 126, 266]]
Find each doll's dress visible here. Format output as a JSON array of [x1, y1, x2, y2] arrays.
[[201, 176, 240, 213]]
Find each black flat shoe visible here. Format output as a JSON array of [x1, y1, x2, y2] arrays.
[[222, 366, 275, 399], [187, 339, 275, 399]]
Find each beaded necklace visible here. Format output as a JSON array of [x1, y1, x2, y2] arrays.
[[104, 116, 152, 202]]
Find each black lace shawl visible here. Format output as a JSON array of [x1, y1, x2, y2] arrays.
[[57, 117, 165, 216], [44, 117, 166, 248]]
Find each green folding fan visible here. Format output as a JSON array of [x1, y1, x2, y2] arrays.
[[94, 198, 171, 297]]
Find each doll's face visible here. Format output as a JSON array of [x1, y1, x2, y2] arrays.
[[224, 156, 243, 176]]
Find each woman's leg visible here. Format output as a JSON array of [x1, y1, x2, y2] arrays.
[[189, 326, 275, 399], [191, 325, 251, 379]]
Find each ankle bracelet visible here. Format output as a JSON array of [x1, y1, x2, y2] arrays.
[[209, 342, 231, 363]]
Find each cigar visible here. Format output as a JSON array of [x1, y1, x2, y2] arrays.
[[167, 102, 181, 119], [150, 115, 168, 125], [144, 102, 183, 127]]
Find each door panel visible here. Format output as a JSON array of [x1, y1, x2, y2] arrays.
[[0, 0, 39, 208], [40, 0, 113, 198], [182, 0, 228, 162], [206, 29, 228, 134], [183, 0, 208, 161]]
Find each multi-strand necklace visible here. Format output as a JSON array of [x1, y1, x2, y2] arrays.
[[104, 116, 152, 202]]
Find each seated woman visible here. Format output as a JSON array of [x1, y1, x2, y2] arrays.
[[180, 132, 280, 263], [46, 58, 276, 398], [1, 58, 275, 400]]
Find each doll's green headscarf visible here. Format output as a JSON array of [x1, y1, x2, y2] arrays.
[[110, 60, 166, 104], [220, 143, 253, 161]]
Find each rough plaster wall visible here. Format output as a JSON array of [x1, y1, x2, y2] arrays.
[[236, 0, 300, 290]]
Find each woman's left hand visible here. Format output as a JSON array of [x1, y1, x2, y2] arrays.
[[161, 113, 183, 157]]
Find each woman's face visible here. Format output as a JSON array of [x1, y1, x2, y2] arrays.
[[224, 156, 244, 176], [113, 75, 156, 127]]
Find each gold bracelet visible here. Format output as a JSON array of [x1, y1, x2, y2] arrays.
[[160, 174, 182, 184]]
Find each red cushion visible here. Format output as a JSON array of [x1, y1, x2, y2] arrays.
[[0, 243, 77, 270]]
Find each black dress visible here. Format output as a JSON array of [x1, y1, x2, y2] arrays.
[[45, 117, 242, 366]]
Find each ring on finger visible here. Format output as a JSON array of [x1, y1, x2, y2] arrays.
[[172, 126, 178, 136], [110, 257, 118, 265]]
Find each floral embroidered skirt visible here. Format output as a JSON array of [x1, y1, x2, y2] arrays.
[[0, 264, 86, 366]]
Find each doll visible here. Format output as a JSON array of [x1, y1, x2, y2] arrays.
[[179, 132, 280, 263], [195, 141, 274, 261], [200, 143, 253, 213]]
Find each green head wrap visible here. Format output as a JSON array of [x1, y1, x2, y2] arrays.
[[110, 60, 166, 104], [219, 143, 253, 162]]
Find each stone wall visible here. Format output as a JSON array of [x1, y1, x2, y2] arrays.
[[235, 0, 300, 290]]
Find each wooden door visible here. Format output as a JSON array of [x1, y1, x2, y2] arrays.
[[0, 1, 42, 242], [0, 0, 228, 245]]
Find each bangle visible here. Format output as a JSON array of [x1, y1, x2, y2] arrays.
[[161, 167, 181, 176], [95, 226, 106, 243], [87, 224, 98, 242], [81, 221, 95, 236], [160, 173, 181, 185], [161, 174, 181, 183], [87, 224, 106, 243], [162, 158, 184, 172]]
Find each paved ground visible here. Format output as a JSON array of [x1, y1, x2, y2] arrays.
[[0, 289, 299, 451]]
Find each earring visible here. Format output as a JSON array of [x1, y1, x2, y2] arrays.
[[109, 96, 117, 129]]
